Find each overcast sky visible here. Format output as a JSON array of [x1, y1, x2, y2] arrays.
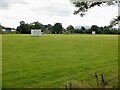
[[0, 0, 118, 28]]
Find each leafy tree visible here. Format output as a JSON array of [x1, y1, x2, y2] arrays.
[[74, 29, 80, 33], [70, 0, 119, 27], [29, 21, 46, 32], [66, 25, 75, 34], [16, 26, 21, 33], [103, 26, 112, 34], [99, 27, 104, 34], [20, 21, 25, 25], [80, 26, 86, 33], [47, 24, 53, 32], [44, 24, 53, 34], [90, 25, 101, 34], [109, 16, 120, 27], [21, 24, 31, 34], [34, 22, 41, 29], [81, 26, 85, 30], [17, 21, 31, 34], [30, 21, 42, 29], [53, 23, 63, 34], [70, 0, 118, 16], [110, 28, 118, 34]]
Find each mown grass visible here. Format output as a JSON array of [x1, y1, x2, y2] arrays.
[[2, 34, 118, 88]]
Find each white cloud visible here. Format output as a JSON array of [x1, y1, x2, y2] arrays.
[[28, 0, 74, 17], [0, 0, 118, 28], [0, 0, 28, 9]]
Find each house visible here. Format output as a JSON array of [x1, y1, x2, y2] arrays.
[[2, 27, 16, 32]]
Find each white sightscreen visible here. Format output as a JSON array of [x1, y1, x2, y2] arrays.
[[31, 29, 41, 36], [92, 31, 95, 35]]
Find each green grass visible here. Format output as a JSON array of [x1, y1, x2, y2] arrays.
[[2, 34, 118, 88]]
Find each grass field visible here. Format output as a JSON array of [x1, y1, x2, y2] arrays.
[[2, 34, 118, 88]]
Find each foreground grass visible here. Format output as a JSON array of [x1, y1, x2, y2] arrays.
[[2, 34, 118, 88]]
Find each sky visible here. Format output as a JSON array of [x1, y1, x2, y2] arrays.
[[0, 0, 118, 28]]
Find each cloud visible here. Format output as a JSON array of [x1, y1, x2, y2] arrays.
[[0, 0, 74, 16], [29, 0, 74, 17], [0, 0, 9, 9], [0, 0, 28, 9], [0, 0, 118, 28]]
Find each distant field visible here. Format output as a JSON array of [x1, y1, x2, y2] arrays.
[[2, 34, 118, 88]]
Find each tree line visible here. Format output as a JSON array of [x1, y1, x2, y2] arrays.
[[16, 21, 119, 34], [16, 21, 63, 34]]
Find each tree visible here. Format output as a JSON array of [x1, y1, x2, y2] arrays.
[[21, 24, 31, 34], [103, 26, 112, 34], [45, 24, 53, 34], [47, 24, 53, 32], [99, 26, 104, 34], [110, 28, 118, 34], [17, 21, 31, 34], [80, 26, 86, 33], [90, 25, 101, 34], [20, 21, 25, 25], [66, 25, 75, 34], [109, 16, 120, 27], [70, 0, 118, 16], [53, 23, 63, 34], [41, 25, 48, 33], [30, 21, 42, 29], [16, 26, 21, 33], [70, 0, 119, 27]]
